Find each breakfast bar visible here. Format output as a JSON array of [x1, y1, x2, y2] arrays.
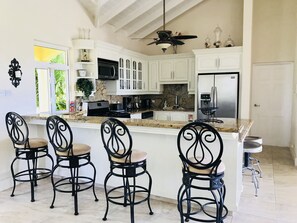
[[24, 114, 253, 213]]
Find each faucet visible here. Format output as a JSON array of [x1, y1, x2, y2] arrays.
[[173, 95, 179, 109], [163, 100, 168, 110]]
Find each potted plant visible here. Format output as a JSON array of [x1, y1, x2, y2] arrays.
[[76, 78, 94, 99]]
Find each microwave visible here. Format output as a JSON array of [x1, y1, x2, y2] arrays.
[[97, 58, 118, 80]]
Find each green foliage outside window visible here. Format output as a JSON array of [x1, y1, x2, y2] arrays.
[[51, 54, 67, 111]]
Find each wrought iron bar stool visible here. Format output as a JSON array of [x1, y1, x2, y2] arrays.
[[100, 118, 153, 223], [5, 111, 54, 202], [46, 115, 98, 215], [177, 121, 228, 223], [243, 136, 263, 196]]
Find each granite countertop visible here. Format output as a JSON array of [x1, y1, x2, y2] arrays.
[[24, 113, 253, 138], [125, 108, 195, 114]]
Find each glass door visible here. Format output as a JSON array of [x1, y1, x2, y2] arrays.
[[125, 59, 131, 90], [35, 67, 69, 114], [137, 62, 143, 90], [132, 61, 137, 90], [35, 68, 50, 113], [119, 58, 124, 90]]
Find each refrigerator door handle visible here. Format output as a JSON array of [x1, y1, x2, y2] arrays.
[[210, 86, 214, 107], [213, 87, 218, 108]]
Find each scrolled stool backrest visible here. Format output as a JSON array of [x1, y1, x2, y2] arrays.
[[101, 118, 132, 161], [46, 115, 73, 156], [5, 112, 29, 147], [177, 121, 223, 175]]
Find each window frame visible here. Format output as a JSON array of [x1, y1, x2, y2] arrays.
[[34, 41, 70, 114]]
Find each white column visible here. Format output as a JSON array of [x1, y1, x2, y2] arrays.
[[241, 0, 253, 119]]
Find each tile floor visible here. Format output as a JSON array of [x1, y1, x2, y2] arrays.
[[0, 145, 296, 223]]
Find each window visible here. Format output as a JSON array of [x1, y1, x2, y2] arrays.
[[34, 43, 70, 114]]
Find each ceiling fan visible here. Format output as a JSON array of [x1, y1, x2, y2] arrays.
[[148, 0, 198, 52]]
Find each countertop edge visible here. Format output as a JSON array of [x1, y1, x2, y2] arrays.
[[24, 114, 253, 138]]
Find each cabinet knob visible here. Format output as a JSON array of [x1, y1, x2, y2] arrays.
[[254, 104, 260, 107]]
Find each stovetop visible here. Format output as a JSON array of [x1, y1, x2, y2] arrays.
[[85, 100, 131, 118]]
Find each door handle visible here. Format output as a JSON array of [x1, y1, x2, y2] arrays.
[[254, 104, 260, 107]]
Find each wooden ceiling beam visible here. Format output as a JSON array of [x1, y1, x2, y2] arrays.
[[113, 0, 162, 32], [98, 0, 137, 26], [125, 0, 184, 37]]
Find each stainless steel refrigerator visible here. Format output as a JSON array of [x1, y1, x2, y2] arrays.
[[197, 72, 239, 120]]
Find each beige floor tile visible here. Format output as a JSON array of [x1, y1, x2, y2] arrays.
[[275, 203, 297, 223], [231, 212, 276, 223]]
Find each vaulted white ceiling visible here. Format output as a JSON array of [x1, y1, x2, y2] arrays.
[[78, 0, 205, 39]]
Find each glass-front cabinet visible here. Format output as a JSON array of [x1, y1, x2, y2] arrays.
[[119, 58, 124, 90], [132, 61, 143, 90], [103, 47, 148, 95], [113, 56, 146, 95], [125, 59, 131, 90], [137, 62, 143, 90]]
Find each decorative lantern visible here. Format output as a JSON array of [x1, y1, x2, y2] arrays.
[[213, 26, 222, 48]]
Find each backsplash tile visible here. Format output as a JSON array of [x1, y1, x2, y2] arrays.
[[145, 84, 195, 110], [92, 82, 194, 110]]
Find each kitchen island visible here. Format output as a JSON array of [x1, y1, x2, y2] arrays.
[[24, 114, 252, 213]]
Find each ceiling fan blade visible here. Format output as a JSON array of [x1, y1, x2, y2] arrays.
[[172, 35, 198, 40], [171, 39, 185, 45], [131, 37, 156, 40]]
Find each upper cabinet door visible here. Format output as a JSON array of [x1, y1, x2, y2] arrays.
[[159, 60, 173, 81], [148, 60, 163, 94], [196, 54, 218, 71], [218, 53, 241, 70], [188, 58, 196, 94], [194, 47, 242, 73], [173, 58, 188, 81], [159, 58, 188, 83]]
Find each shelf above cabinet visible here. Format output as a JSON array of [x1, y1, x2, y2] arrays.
[[76, 61, 95, 65]]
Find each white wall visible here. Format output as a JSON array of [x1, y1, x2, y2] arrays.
[[252, 0, 296, 63]]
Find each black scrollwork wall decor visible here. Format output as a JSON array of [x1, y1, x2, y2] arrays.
[[8, 58, 22, 88]]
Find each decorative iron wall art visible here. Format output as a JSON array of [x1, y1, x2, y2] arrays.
[[8, 58, 22, 88]]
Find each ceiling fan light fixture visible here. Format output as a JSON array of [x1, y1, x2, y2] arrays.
[[158, 42, 171, 52]]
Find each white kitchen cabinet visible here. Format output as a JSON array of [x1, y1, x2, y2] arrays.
[[159, 58, 188, 82], [106, 55, 148, 95], [154, 111, 170, 121], [148, 60, 163, 94], [193, 47, 242, 72], [188, 57, 196, 94], [154, 111, 194, 122], [122, 57, 147, 93], [132, 59, 147, 91]]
